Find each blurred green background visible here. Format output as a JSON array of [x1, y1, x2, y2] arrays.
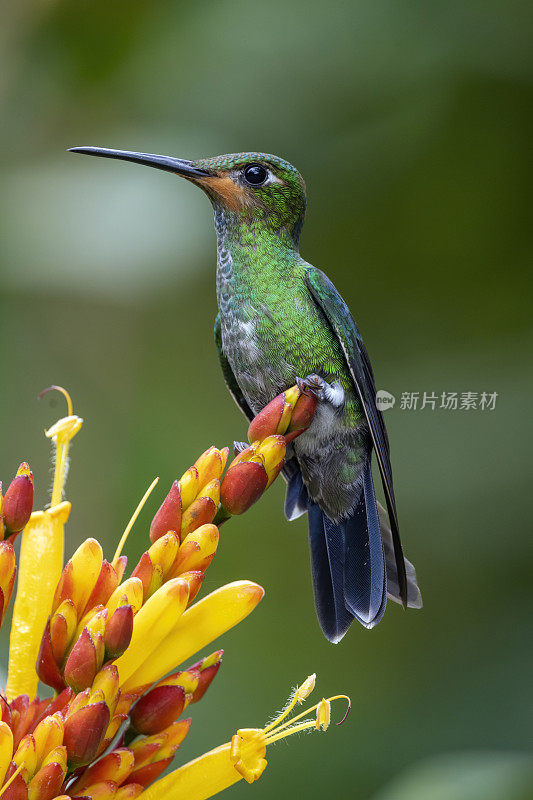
[[1, 1, 532, 798]]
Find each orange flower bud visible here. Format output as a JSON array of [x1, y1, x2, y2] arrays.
[[63, 701, 110, 768], [220, 462, 268, 515], [105, 578, 144, 618], [104, 603, 134, 660], [247, 394, 290, 442], [131, 553, 158, 601], [156, 718, 191, 758], [52, 538, 103, 616], [171, 524, 219, 577], [177, 467, 199, 510], [128, 719, 190, 786], [83, 558, 126, 614], [180, 495, 218, 538], [125, 757, 173, 789], [32, 712, 64, 766], [13, 732, 37, 782], [194, 447, 225, 489], [228, 442, 259, 467], [2, 463, 34, 535], [75, 779, 117, 799], [150, 481, 182, 544], [28, 759, 66, 800], [33, 689, 73, 730], [158, 669, 198, 697], [0, 541, 16, 625], [177, 570, 204, 604], [257, 435, 286, 487], [10, 694, 40, 750], [285, 391, 318, 441], [70, 747, 134, 793], [49, 599, 77, 665], [91, 665, 120, 717], [146, 532, 179, 579]]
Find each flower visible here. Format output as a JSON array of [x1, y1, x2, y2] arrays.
[[0, 383, 347, 800], [135, 674, 350, 800]]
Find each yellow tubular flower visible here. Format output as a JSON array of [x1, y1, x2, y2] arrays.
[[137, 676, 350, 800], [6, 502, 70, 701], [114, 577, 190, 686], [121, 581, 264, 693]]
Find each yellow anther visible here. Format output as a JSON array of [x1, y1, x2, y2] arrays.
[[295, 673, 316, 703], [316, 698, 331, 730]]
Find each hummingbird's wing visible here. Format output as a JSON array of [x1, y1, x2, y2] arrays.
[[304, 267, 408, 607], [214, 313, 254, 421]]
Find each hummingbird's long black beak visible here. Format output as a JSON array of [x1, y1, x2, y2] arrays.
[[68, 146, 214, 179]]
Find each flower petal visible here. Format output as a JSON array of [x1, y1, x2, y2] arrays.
[[122, 581, 263, 692], [6, 503, 70, 701]]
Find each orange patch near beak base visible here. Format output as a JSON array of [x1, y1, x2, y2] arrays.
[[196, 175, 251, 212]]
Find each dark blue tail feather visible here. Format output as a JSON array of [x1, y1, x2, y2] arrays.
[[283, 459, 309, 521], [343, 461, 387, 626], [286, 459, 386, 641]]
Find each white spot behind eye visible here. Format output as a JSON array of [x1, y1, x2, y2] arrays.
[[263, 169, 283, 186]]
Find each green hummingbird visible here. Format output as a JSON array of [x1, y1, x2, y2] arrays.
[[70, 146, 421, 642]]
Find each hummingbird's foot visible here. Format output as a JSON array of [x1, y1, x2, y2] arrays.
[[233, 440, 249, 455], [297, 374, 345, 409]]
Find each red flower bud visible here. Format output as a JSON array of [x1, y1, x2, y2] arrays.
[[150, 481, 182, 544], [70, 747, 134, 794], [63, 623, 104, 693], [130, 684, 186, 735], [180, 496, 217, 538], [104, 604, 134, 660], [83, 559, 125, 614], [37, 619, 66, 693], [125, 757, 173, 788], [220, 462, 268, 515], [28, 761, 65, 800], [188, 650, 223, 703], [247, 394, 289, 442], [63, 702, 110, 768], [2, 463, 34, 535]]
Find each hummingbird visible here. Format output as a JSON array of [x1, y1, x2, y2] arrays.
[[70, 146, 422, 642]]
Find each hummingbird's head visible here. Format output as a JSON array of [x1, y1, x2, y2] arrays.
[[69, 147, 307, 245]]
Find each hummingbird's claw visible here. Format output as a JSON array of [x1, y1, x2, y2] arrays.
[[233, 440, 249, 455], [297, 375, 345, 408]]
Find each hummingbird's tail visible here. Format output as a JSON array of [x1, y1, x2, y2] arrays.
[[284, 459, 421, 641]]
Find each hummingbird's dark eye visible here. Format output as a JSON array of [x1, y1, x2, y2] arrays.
[[242, 164, 268, 186]]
